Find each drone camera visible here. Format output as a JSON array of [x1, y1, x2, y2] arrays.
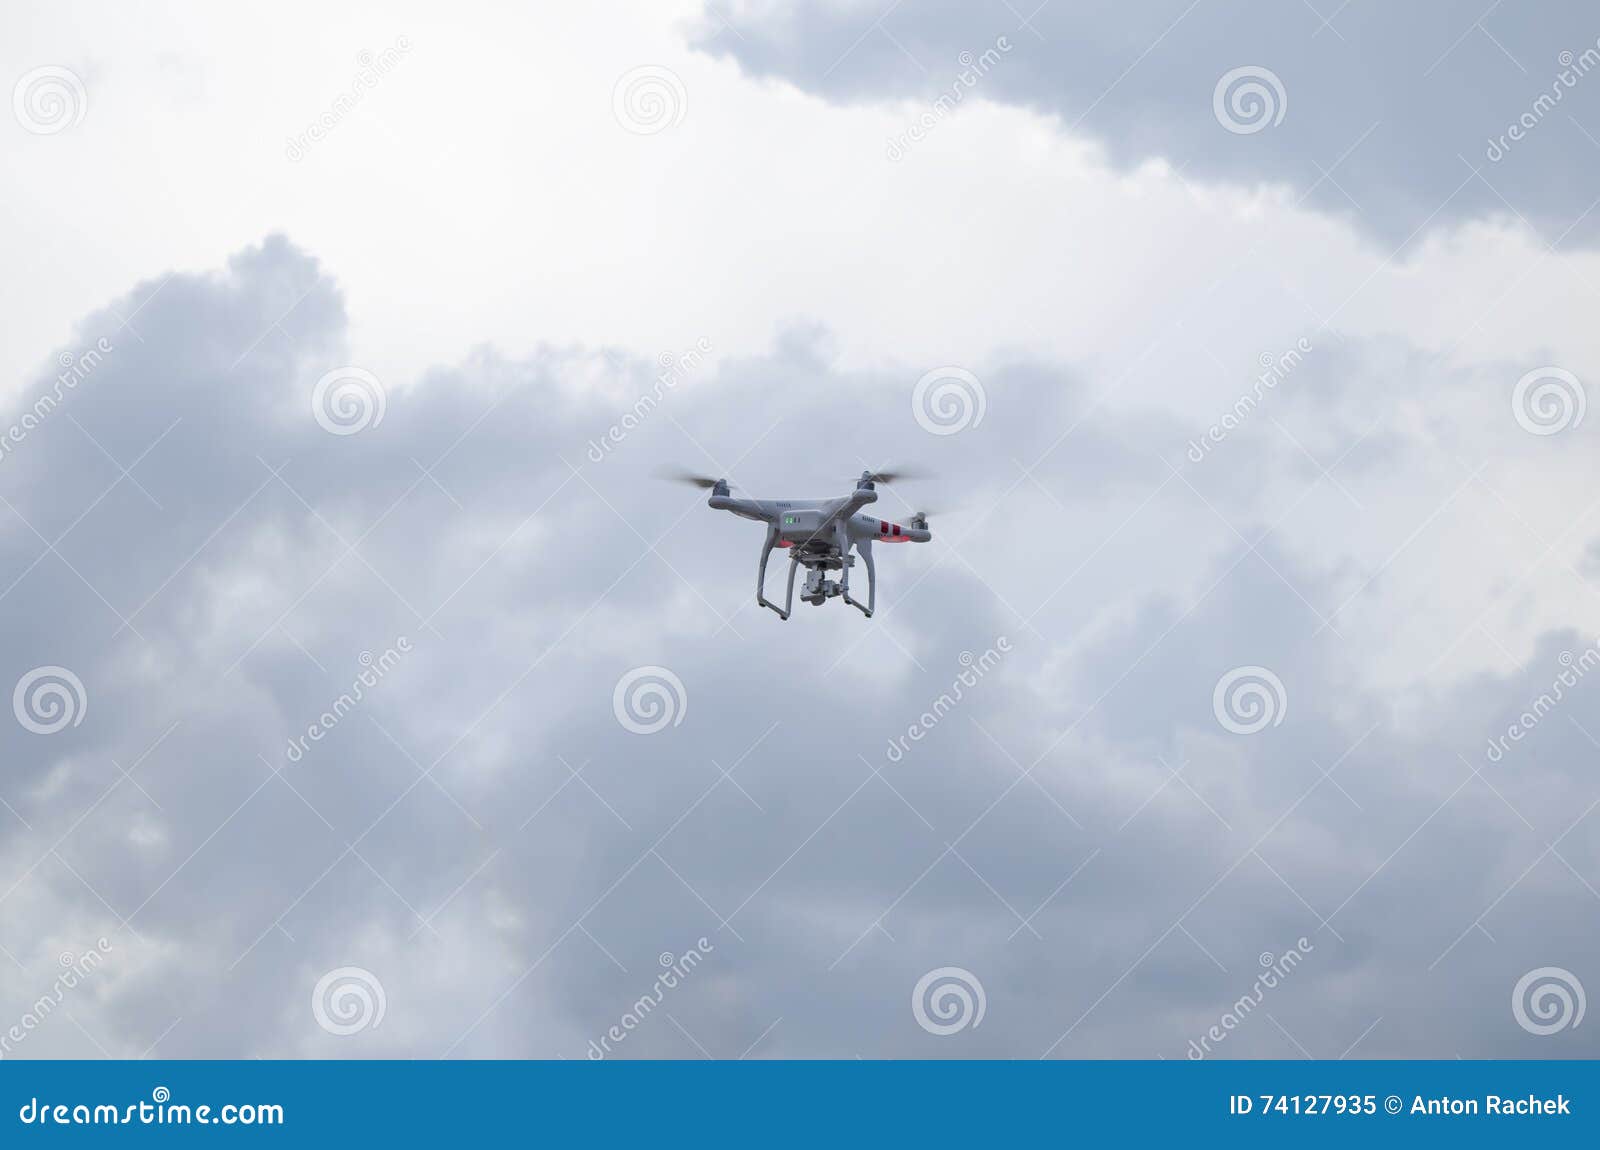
[[802, 567, 844, 605]]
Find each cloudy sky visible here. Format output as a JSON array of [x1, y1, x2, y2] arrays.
[[4, 0, 1600, 1059]]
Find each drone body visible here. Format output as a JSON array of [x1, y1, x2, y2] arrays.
[[671, 470, 932, 619]]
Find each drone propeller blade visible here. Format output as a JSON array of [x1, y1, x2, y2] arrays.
[[655, 467, 730, 490], [866, 466, 931, 485]]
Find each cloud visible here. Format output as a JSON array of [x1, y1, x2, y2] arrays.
[[695, 1, 1600, 248], [0, 233, 1597, 1063]]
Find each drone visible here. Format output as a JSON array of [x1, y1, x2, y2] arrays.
[[661, 469, 933, 619]]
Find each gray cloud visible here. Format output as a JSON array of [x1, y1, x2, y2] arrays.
[[0, 236, 1597, 1062], [695, 1, 1600, 248]]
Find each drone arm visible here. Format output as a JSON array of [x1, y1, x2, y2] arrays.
[[831, 484, 878, 526], [709, 492, 769, 522]]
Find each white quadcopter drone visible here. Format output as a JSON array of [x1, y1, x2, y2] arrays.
[[662, 469, 933, 620]]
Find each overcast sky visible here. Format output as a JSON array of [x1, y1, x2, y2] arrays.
[[3, 0, 1600, 1059]]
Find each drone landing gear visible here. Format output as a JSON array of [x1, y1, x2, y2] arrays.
[[842, 539, 875, 618], [756, 527, 797, 620], [756, 532, 876, 621]]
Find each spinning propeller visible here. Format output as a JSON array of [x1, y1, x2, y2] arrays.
[[861, 466, 928, 486], [655, 468, 732, 490]]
